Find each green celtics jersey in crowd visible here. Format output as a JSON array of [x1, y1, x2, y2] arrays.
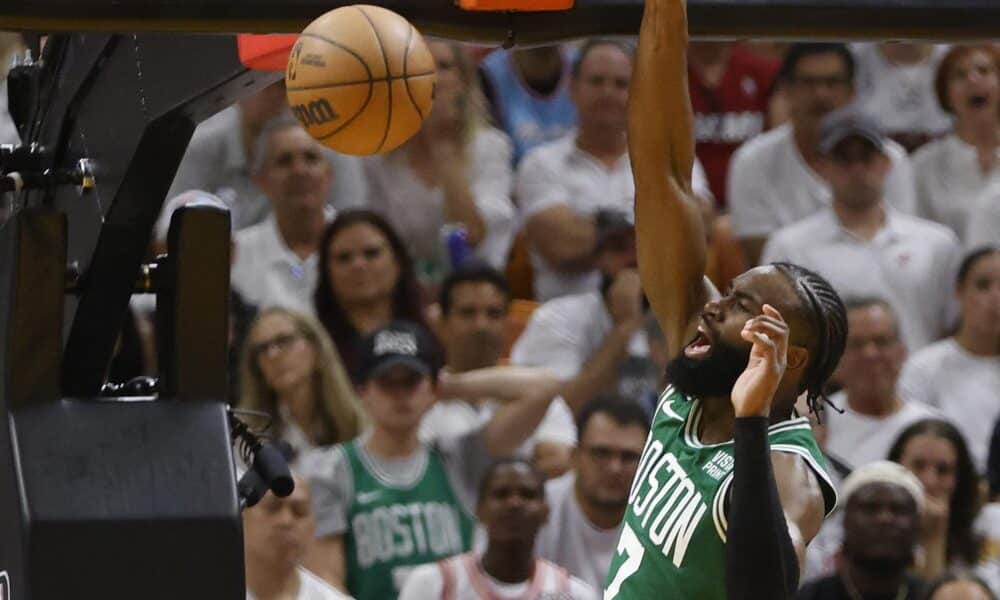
[[604, 385, 837, 599], [341, 440, 476, 600]]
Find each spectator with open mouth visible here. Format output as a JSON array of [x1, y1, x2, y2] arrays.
[[912, 45, 1000, 244]]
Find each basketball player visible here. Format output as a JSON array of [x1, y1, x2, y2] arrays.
[[603, 0, 847, 598]]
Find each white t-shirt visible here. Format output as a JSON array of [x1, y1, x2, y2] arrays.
[[973, 503, 1000, 596], [533, 472, 620, 592], [364, 127, 516, 274], [231, 212, 332, 314], [246, 566, 354, 600], [419, 396, 578, 453], [852, 43, 953, 140], [516, 132, 711, 300], [898, 338, 1000, 472], [398, 553, 597, 600], [968, 180, 1000, 248], [823, 391, 937, 471], [912, 134, 1000, 242], [509, 291, 658, 402], [728, 124, 916, 239], [761, 208, 961, 352]]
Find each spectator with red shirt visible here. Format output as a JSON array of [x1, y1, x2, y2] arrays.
[[688, 42, 781, 210]]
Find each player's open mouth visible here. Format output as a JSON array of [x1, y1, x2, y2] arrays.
[[684, 325, 713, 360], [968, 94, 990, 109]]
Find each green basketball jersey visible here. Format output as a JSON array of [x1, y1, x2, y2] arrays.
[[341, 440, 476, 600], [604, 386, 837, 599]]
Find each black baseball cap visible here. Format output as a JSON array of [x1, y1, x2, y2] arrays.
[[819, 106, 886, 156], [355, 320, 440, 383]]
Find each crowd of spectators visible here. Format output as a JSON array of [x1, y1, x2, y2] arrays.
[[3, 32, 1000, 600]]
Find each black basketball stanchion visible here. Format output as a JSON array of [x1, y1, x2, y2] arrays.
[[0, 30, 286, 598], [0, 205, 247, 600]]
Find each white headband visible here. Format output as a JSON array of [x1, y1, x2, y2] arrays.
[[841, 460, 926, 513]]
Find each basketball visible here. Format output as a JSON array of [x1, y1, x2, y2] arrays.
[[285, 5, 437, 156]]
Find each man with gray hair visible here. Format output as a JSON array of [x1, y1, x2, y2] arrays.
[[230, 115, 335, 313], [163, 81, 365, 232], [798, 461, 927, 599]]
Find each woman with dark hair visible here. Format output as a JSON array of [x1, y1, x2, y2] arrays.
[[889, 418, 982, 580], [899, 246, 1000, 472], [313, 209, 431, 377], [912, 45, 1000, 242]]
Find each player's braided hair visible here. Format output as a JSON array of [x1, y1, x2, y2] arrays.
[[771, 263, 848, 420]]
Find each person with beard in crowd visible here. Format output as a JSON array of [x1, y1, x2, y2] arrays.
[[602, 0, 844, 597], [797, 461, 927, 600], [398, 459, 597, 600]]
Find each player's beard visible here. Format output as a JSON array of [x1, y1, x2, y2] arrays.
[[664, 337, 751, 400]]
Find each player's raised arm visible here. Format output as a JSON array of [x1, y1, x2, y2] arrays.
[[631, 0, 708, 359]]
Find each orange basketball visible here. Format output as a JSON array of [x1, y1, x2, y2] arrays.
[[285, 5, 436, 156]]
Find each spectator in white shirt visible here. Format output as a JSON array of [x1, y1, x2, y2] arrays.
[[729, 43, 916, 266], [912, 45, 1000, 243], [762, 107, 961, 352], [899, 246, 1000, 473], [365, 42, 516, 282], [420, 264, 577, 477], [534, 397, 649, 592], [968, 182, 1000, 248], [852, 43, 952, 152], [511, 212, 659, 410], [231, 116, 336, 315], [399, 459, 597, 600], [516, 39, 634, 301], [244, 474, 353, 600], [164, 81, 365, 233], [822, 298, 936, 473]]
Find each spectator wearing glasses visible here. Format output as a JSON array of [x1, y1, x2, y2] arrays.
[[728, 43, 916, 266], [238, 308, 365, 460], [820, 298, 935, 474], [532, 397, 649, 592]]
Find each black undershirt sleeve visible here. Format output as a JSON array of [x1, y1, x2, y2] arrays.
[[725, 416, 799, 600]]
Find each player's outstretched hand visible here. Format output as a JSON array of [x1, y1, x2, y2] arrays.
[[731, 304, 789, 418]]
